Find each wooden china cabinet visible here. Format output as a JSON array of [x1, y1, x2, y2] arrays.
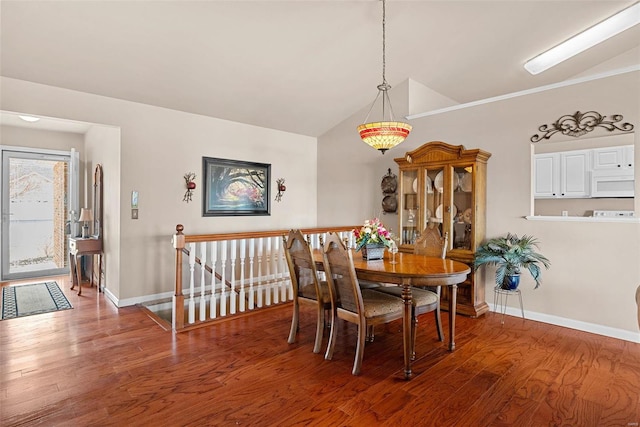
[[394, 141, 492, 317]]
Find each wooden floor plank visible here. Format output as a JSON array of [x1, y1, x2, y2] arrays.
[[1, 276, 639, 426]]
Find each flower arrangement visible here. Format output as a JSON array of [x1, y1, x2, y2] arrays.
[[353, 218, 393, 251]]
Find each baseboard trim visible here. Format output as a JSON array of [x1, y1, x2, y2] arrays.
[[103, 288, 174, 308], [488, 303, 640, 344]]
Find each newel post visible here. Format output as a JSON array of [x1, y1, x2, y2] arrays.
[[172, 224, 186, 330]]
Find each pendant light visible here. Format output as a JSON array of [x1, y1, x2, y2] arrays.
[[357, 0, 412, 154]]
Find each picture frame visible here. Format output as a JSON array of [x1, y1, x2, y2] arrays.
[[202, 157, 271, 216]]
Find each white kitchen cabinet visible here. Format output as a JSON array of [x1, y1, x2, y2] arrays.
[[533, 154, 559, 198], [534, 150, 591, 199], [592, 145, 634, 172], [591, 145, 635, 197]]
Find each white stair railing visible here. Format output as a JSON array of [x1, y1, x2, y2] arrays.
[[171, 224, 359, 331]]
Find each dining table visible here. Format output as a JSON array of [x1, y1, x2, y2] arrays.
[[314, 250, 470, 379]]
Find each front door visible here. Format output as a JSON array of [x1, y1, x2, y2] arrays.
[[1, 149, 78, 280]]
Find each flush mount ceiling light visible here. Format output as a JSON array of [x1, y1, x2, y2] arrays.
[[524, 2, 640, 75], [19, 115, 41, 123], [357, 0, 411, 154]]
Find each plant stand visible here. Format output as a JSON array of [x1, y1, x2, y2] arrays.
[[493, 287, 524, 325]]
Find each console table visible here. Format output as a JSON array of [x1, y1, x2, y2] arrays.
[[69, 237, 102, 296]]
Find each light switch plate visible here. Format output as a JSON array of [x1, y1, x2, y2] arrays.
[[132, 209, 139, 219]]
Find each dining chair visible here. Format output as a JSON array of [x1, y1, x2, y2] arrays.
[[283, 229, 332, 354], [372, 227, 448, 358], [322, 232, 406, 375]]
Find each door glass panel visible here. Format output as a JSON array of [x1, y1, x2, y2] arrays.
[[1, 150, 71, 280], [453, 165, 473, 250]]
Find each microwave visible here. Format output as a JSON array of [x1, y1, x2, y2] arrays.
[[591, 171, 635, 198]]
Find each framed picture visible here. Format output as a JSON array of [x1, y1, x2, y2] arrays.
[[202, 157, 271, 216]]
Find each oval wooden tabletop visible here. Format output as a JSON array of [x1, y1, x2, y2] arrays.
[[314, 250, 470, 285], [351, 252, 470, 279]]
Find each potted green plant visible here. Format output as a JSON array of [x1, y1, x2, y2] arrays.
[[474, 233, 550, 290]]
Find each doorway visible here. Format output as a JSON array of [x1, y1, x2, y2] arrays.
[[1, 148, 79, 281]]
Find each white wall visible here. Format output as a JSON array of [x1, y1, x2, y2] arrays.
[[85, 125, 122, 298], [318, 70, 640, 339], [1, 77, 318, 304]]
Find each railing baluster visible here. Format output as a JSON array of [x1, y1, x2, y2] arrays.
[[210, 241, 217, 319], [199, 242, 207, 321], [239, 239, 246, 312], [257, 237, 263, 308], [265, 237, 272, 306], [278, 237, 287, 302], [248, 238, 255, 310], [272, 237, 280, 305], [220, 240, 227, 317], [188, 242, 196, 324], [230, 239, 237, 315]]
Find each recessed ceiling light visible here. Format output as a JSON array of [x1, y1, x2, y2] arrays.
[[524, 2, 640, 75], [19, 115, 41, 123]]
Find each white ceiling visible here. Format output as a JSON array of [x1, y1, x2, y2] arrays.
[[1, 0, 639, 137]]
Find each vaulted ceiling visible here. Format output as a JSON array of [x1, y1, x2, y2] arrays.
[[1, 1, 639, 136]]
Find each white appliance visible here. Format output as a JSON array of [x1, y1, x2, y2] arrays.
[[591, 170, 634, 198]]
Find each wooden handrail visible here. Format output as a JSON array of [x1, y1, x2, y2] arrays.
[[178, 225, 359, 243]]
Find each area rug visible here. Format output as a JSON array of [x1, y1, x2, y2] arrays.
[[1, 282, 73, 320]]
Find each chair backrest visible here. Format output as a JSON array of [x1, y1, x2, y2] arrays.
[[322, 232, 363, 315], [414, 226, 449, 259], [283, 229, 322, 301]]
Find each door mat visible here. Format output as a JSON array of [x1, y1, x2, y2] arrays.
[[1, 282, 73, 320]]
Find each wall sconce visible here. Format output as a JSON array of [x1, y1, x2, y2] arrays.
[[183, 172, 196, 203], [275, 178, 286, 202]]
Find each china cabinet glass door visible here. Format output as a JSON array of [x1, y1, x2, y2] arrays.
[[399, 168, 418, 246], [422, 167, 445, 239], [452, 165, 474, 250]]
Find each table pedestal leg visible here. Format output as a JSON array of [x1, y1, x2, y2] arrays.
[[448, 284, 457, 351], [401, 280, 413, 379]]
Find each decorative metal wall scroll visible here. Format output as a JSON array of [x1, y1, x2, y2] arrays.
[[530, 111, 634, 143]]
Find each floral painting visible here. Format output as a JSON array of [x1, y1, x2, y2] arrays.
[[202, 157, 271, 216]]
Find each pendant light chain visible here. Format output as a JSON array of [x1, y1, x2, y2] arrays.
[[381, 0, 387, 86], [357, 0, 412, 154]]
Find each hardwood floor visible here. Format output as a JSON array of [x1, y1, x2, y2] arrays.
[[1, 276, 639, 426]]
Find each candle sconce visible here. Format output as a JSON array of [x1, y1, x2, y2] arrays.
[[183, 172, 196, 203], [275, 178, 286, 202]]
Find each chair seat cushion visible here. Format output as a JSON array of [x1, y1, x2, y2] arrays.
[[361, 289, 405, 317], [358, 280, 381, 289], [373, 285, 438, 307]]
